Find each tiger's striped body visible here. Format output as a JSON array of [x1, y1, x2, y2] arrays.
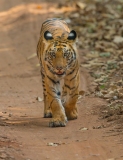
[[37, 18, 79, 127]]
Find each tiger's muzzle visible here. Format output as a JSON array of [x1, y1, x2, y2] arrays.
[[55, 66, 65, 76]]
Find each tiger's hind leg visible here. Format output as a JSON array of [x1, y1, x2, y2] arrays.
[[63, 70, 79, 120], [41, 70, 52, 118], [65, 95, 78, 120], [44, 95, 52, 118]]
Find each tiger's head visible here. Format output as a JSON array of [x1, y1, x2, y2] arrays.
[[43, 30, 77, 77]]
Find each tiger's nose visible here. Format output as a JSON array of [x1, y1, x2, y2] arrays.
[[56, 66, 63, 70]]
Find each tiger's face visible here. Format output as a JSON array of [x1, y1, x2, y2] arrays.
[[44, 30, 77, 77]]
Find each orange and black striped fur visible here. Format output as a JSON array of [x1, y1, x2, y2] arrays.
[[37, 18, 79, 127]]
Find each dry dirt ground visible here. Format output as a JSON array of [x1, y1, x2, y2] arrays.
[[0, 0, 123, 160]]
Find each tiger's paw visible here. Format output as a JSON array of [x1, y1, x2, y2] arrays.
[[65, 108, 78, 120], [49, 116, 67, 127], [44, 110, 52, 118]]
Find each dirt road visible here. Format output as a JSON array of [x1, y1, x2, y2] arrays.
[[0, 1, 123, 160]]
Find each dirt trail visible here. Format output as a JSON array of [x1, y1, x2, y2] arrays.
[[0, 1, 123, 160]]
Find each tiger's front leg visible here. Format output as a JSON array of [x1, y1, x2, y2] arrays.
[[45, 77, 67, 127], [63, 69, 79, 120]]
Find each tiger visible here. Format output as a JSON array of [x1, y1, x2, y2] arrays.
[[37, 18, 79, 127]]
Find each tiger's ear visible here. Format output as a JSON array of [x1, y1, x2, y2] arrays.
[[67, 30, 77, 40], [44, 31, 53, 40]]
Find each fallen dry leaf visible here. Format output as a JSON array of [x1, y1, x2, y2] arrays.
[[36, 97, 43, 102]]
